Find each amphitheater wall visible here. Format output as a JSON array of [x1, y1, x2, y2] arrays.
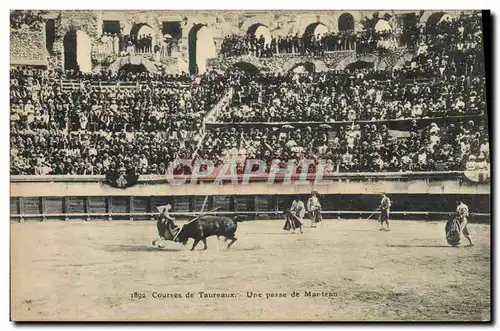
[[10, 30, 47, 66], [13, 10, 451, 71]]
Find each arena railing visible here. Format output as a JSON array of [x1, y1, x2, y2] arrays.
[[9, 210, 491, 223], [206, 114, 486, 128], [10, 171, 490, 222], [60, 79, 191, 91], [220, 49, 355, 59], [8, 170, 470, 183]]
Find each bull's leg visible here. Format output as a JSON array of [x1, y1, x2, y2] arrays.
[[226, 237, 237, 249], [190, 239, 200, 251], [202, 238, 208, 250]]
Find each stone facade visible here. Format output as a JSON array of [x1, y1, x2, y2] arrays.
[[208, 51, 358, 74], [10, 29, 47, 66], [11, 10, 468, 72]]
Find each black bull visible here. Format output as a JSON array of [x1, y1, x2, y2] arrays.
[[157, 215, 241, 250]]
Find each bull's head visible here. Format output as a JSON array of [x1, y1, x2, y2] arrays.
[[172, 226, 188, 245], [164, 226, 180, 241]]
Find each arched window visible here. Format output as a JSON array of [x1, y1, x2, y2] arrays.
[[247, 23, 272, 45], [338, 13, 355, 32], [118, 63, 148, 73], [188, 24, 216, 75], [63, 30, 92, 73], [130, 23, 155, 54], [304, 22, 328, 38], [426, 12, 450, 33], [232, 61, 260, 74], [290, 62, 315, 73]]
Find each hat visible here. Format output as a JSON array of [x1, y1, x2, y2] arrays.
[[156, 204, 172, 213]]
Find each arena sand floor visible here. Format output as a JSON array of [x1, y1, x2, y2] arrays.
[[11, 219, 490, 322]]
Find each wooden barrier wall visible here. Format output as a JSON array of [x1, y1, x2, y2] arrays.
[[10, 172, 491, 222]]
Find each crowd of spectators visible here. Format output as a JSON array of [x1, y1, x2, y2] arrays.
[[220, 31, 358, 58], [62, 68, 193, 83], [220, 29, 403, 58], [10, 68, 229, 175], [10, 10, 46, 31], [195, 119, 489, 174], [133, 34, 154, 53], [10, 129, 197, 175], [97, 32, 121, 55], [220, 11, 482, 60], [10, 65, 488, 175], [10, 11, 488, 176], [401, 12, 484, 78], [219, 71, 485, 123]]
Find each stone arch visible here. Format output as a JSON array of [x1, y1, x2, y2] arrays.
[[240, 18, 272, 36], [309, 59, 328, 72], [419, 11, 448, 25], [247, 23, 272, 45], [304, 22, 329, 38], [289, 62, 316, 73], [283, 58, 327, 72], [188, 23, 216, 75], [297, 14, 333, 36], [121, 15, 161, 40], [344, 11, 364, 32], [63, 29, 92, 73], [129, 22, 155, 52], [335, 54, 381, 70], [107, 55, 158, 73], [63, 30, 78, 71], [131, 23, 154, 39], [346, 60, 375, 70], [227, 55, 262, 69], [232, 61, 260, 74], [283, 58, 304, 72], [425, 12, 451, 27], [338, 13, 355, 32]]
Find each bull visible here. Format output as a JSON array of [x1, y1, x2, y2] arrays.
[[174, 215, 241, 251]]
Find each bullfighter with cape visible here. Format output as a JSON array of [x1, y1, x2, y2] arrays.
[[445, 200, 474, 247], [152, 204, 180, 248], [284, 196, 305, 233]]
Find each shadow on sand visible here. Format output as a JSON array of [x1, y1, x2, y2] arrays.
[[328, 229, 374, 232], [232, 246, 260, 251], [387, 244, 453, 248], [246, 232, 296, 235], [104, 244, 182, 252]]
